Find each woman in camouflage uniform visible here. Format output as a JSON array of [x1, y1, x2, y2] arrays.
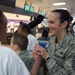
[[33, 9, 75, 75]]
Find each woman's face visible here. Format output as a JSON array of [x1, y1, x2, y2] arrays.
[[48, 12, 64, 37]]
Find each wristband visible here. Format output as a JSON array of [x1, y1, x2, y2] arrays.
[[46, 56, 50, 61]]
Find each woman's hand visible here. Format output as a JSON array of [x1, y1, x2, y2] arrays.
[[33, 45, 50, 60]]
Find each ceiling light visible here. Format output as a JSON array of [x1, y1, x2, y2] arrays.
[[53, 2, 66, 6], [57, 8, 67, 10]]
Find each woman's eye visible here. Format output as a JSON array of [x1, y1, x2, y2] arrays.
[[48, 21, 54, 24]]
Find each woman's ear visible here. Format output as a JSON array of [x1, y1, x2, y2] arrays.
[[62, 21, 68, 28]]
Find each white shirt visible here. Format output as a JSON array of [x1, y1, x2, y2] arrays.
[[9, 22, 15, 29], [0, 46, 30, 75], [73, 25, 75, 35], [73, 25, 75, 32], [27, 34, 38, 51]]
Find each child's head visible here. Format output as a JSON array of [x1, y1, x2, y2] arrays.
[[18, 23, 32, 35], [10, 33, 28, 53]]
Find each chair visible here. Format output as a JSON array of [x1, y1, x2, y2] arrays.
[[38, 40, 48, 48]]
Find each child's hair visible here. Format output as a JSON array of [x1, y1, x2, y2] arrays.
[[13, 33, 28, 50], [19, 23, 32, 34]]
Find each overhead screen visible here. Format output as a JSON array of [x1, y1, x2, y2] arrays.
[[24, 4, 30, 12], [38, 10, 44, 15], [29, 6, 34, 12], [24, 3, 34, 12], [0, 0, 16, 8]]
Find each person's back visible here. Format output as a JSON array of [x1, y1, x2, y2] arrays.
[[9, 20, 15, 33], [38, 28, 50, 41], [18, 50, 34, 71], [0, 46, 30, 75], [27, 34, 38, 51], [10, 21, 15, 29]]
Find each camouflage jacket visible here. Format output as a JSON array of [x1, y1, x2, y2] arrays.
[[18, 50, 44, 75], [18, 50, 34, 71], [45, 32, 75, 75]]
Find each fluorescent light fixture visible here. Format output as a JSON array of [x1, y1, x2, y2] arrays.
[[57, 8, 67, 10], [53, 2, 66, 6]]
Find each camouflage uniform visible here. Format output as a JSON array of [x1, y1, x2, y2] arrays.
[[45, 32, 75, 75], [19, 50, 44, 75], [18, 50, 34, 71]]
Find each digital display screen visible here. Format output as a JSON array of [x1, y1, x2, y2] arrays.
[[38, 10, 44, 15], [24, 4, 30, 12], [29, 6, 34, 12]]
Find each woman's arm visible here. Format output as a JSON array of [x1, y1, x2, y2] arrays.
[[30, 58, 42, 75]]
